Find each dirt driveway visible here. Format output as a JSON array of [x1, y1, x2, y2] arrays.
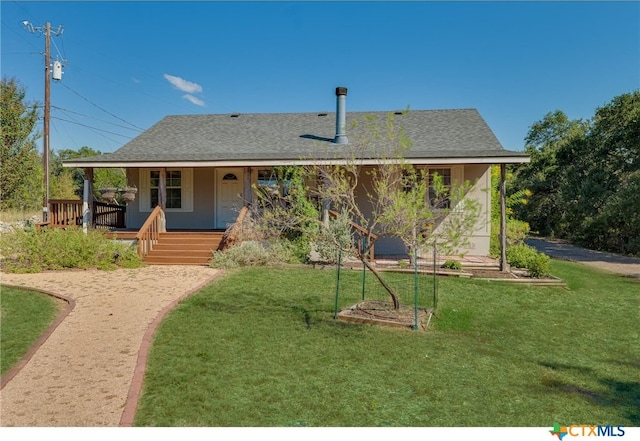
[[525, 238, 640, 279], [0, 265, 221, 427]]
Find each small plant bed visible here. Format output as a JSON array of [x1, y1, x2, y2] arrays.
[[371, 261, 564, 285], [377, 266, 473, 278], [337, 300, 433, 330], [467, 268, 567, 286]]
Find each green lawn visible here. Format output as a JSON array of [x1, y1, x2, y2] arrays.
[[0, 285, 62, 375], [135, 260, 639, 427]]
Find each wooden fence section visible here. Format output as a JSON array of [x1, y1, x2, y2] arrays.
[[94, 201, 126, 229], [48, 199, 83, 227], [135, 205, 166, 258], [39, 199, 127, 230]]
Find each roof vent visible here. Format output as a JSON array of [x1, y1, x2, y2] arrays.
[[230, 113, 240, 118], [394, 111, 403, 115], [333, 87, 349, 144], [318, 113, 328, 117]]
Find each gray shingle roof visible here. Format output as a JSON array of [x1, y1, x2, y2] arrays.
[[68, 109, 527, 164]]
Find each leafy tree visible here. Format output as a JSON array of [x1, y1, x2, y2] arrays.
[[0, 77, 42, 210], [57, 146, 126, 200], [559, 91, 640, 253], [511, 91, 640, 255], [511, 110, 588, 236]]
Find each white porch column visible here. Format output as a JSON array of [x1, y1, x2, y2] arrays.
[[82, 167, 93, 233]]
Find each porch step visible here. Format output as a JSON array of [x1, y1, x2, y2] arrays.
[[144, 232, 225, 265]]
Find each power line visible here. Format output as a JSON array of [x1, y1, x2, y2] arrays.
[[69, 62, 197, 114], [52, 106, 144, 133], [50, 35, 65, 64], [51, 116, 135, 139], [58, 82, 146, 131], [50, 114, 129, 147]]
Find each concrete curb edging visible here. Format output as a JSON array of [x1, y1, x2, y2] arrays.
[[0, 285, 75, 390]]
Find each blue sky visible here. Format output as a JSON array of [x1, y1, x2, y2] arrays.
[[2, 1, 639, 156]]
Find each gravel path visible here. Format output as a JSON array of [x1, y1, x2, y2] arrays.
[[525, 238, 640, 278], [0, 265, 221, 427]]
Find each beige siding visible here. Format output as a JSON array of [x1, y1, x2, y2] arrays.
[[456, 164, 491, 256], [357, 164, 492, 257], [126, 168, 216, 230], [123, 163, 492, 256]]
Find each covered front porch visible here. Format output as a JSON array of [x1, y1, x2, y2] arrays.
[[55, 162, 513, 270], [39, 197, 247, 265]]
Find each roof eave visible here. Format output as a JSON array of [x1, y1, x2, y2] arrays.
[[63, 155, 530, 168]]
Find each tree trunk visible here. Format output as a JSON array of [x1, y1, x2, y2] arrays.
[[361, 257, 401, 309]]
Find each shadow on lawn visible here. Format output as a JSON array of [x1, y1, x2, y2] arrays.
[[537, 360, 640, 425]]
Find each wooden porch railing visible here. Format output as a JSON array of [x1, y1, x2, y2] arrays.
[[135, 206, 166, 258], [219, 205, 249, 250], [44, 199, 83, 228], [36, 199, 127, 230], [94, 201, 126, 229], [328, 210, 377, 261]]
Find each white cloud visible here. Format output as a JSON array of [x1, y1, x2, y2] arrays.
[[183, 94, 205, 107], [163, 74, 203, 94]]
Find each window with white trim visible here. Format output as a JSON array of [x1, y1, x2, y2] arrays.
[[140, 168, 193, 212]]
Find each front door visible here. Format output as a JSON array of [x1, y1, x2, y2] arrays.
[[215, 168, 244, 229]]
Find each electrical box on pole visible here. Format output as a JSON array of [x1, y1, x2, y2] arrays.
[[52, 59, 63, 81]]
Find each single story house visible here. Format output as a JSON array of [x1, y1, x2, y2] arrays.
[[64, 87, 529, 261]]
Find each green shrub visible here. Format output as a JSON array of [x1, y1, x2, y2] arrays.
[[266, 239, 303, 264], [490, 218, 531, 257], [210, 240, 300, 269], [506, 243, 550, 278], [0, 228, 143, 273], [441, 259, 463, 270], [312, 212, 354, 264], [288, 235, 312, 264]]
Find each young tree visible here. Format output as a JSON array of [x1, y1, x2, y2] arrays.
[[252, 112, 482, 309], [0, 77, 42, 210]]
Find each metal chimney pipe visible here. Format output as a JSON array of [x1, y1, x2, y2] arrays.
[[334, 87, 349, 144]]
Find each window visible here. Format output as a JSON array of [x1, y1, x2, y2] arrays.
[[256, 169, 291, 196], [257, 170, 278, 189], [428, 168, 452, 209], [140, 168, 193, 212], [149, 170, 182, 209], [223, 173, 238, 181]]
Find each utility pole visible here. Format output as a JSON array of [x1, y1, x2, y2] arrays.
[[23, 21, 64, 223]]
